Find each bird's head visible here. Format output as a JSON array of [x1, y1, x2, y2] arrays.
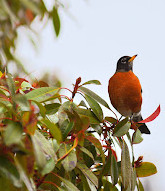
[[116, 55, 137, 72]]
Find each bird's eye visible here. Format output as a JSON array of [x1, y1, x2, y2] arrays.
[[121, 58, 126, 64]]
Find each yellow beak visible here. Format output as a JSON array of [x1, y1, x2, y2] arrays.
[[129, 55, 137, 62]]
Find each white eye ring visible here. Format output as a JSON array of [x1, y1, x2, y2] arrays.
[[121, 58, 126, 63]]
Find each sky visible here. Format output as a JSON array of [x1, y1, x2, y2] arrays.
[[15, 0, 165, 190]]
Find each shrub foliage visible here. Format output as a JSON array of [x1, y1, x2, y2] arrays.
[[0, 74, 157, 191]]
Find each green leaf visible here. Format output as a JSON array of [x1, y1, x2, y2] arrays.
[[121, 141, 131, 190], [103, 179, 118, 191], [85, 136, 105, 164], [32, 100, 46, 117], [31, 135, 47, 170], [78, 100, 88, 108], [79, 86, 110, 109], [113, 117, 131, 137], [52, 6, 60, 37], [4, 121, 23, 146], [132, 129, 143, 144], [85, 94, 103, 122], [41, 158, 55, 176], [41, 118, 62, 143], [0, 99, 12, 113], [77, 108, 100, 124], [82, 80, 101, 86], [19, 0, 41, 14], [59, 176, 80, 191], [45, 103, 61, 115], [79, 146, 94, 160], [105, 117, 117, 124], [102, 155, 111, 176], [0, 156, 21, 188], [131, 168, 136, 191], [111, 154, 118, 186], [77, 170, 92, 191], [0, 176, 20, 191], [136, 162, 157, 177], [21, 81, 32, 90], [62, 121, 74, 140], [59, 143, 77, 171], [7, 73, 16, 97], [58, 101, 77, 126], [14, 94, 30, 111], [25, 87, 59, 102], [77, 162, 98, 188], [1, 0, 18, 23], [138, 179, 144, 191], [31, 130, 56, 170], [14, 156, 36, 191]]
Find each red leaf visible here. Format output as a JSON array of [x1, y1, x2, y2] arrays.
[[138, 105, 160, 123]]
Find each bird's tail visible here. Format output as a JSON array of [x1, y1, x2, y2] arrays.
[[132, 112, 150, 134]]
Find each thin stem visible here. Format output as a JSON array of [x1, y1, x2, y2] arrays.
[[42, 181, 58, 189]]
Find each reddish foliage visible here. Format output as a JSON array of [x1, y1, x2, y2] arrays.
[[138, 105, 160, 123], [25, 9, 34, 22]]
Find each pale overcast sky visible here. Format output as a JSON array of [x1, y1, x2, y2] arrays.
[[15, 0, 165, 190]]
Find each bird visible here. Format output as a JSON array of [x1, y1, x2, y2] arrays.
[[108, 55, 150, 134]]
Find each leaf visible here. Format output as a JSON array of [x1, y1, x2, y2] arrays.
[[52, 6, 60, 37], [113, 117, 131, 137], [138, 105, 160, 123], [101, 155, 111, 176], [45, 103, 61, 115], [111, 154, 118, 186], [21, 81, 32, 90], [132, 129, 143, 144], [31, 130, 56, 170], [25, 87, 59, 102], [31, 135, 47, 170], [105, 117, 117, 124], [136, 162, 157, 177], [78, 100, 88, 108], [77, 171, 93, 191], [138, 179, 144, 191], [13, 94, 30, 111], [19, 0, 41, 14], [41, 158, 55, 176], [0, 156, 21, 188], [85, 136, 105, 164], [4, 121, 23, 146], [59, 143, 77, 171], [7, 73, 16, 97], [41, 118, 62, 143], [103, 179, 118, 191], [79, 86, 110, 109], [81, 80, 101, 86], [14, 156, 35, 191], [77, 162, 98, 188], [131, 168, 136, 191], [1, 0, 18, 23], [62, 121, 74, 140], [58, 101, 77, 126], [32, 100, 46, 117], [0, 176, 20, 191], [59, 176, 80, 191], [85, 94, 103, 122], [121, 141, 131, 190], [77, 108, 100, 124], [79, 146, 94, 160]]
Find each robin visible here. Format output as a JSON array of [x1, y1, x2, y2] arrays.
[[108, 55, 150, 134]]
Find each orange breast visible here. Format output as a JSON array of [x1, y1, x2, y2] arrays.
[[108, 71, 142, 117]]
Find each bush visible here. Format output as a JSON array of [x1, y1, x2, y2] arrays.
[[0, 74, 158, 191]]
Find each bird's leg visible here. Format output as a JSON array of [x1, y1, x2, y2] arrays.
[[119, 115, 123, 121], [130, 113, 133, 121]]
